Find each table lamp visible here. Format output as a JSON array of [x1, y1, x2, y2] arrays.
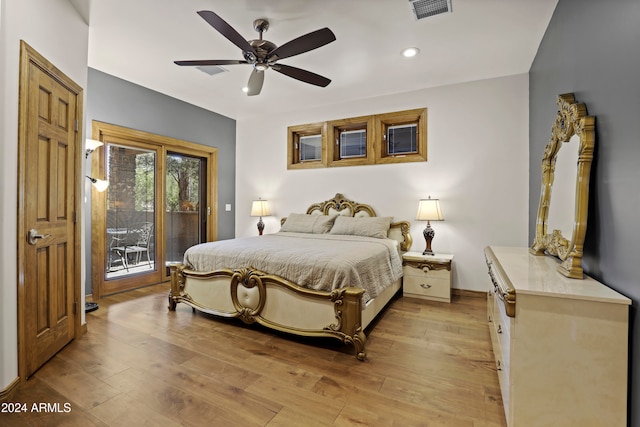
[[251, 198, 271, 235], [416, 196, 444, 255]]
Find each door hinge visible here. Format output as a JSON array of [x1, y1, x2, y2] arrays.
[[74, 119, 79, 132], [73, 212, 77, 224], [73, 300, 78, 315]]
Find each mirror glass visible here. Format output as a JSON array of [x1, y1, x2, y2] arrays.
[[530, 94, 595, 279], [546, 134, 579, 239]]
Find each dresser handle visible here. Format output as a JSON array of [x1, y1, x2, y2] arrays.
[[419, 283, 432, 290], [497, 324, 502, 334], [488, 315, 493, 323], [497, 360, 502, 371]]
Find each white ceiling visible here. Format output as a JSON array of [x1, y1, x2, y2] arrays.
[[86, 0, 558, 120]]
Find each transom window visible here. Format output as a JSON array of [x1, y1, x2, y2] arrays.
[[387, 124, 417, 155], [299, 134, 322, 162], [339, 129, 367, 158]]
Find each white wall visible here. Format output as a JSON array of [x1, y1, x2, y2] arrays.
[[236, 74, 530, 292], [0, 0, 88, 390]]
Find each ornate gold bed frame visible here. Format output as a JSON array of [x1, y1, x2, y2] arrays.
[[169, 193, 411, 360]]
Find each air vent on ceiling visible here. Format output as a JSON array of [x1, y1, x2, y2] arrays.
[[409, 0, 452, 20], [195, 65, 228, 76]]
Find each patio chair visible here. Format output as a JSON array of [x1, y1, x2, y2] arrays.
[[110, 222, 154, 271]]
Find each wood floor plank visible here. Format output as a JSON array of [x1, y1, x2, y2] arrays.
[[87, 393, 181, 427], [35, 357, 122, 411], [4, 283, 507, 426], [179, 354, 263, 390], [246, 375, 345, 425]]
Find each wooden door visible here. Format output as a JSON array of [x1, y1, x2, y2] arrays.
[[18, 41, 82, 378]]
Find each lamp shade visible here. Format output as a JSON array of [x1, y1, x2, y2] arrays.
[[85, 138, 104, 151], [86, 176, 109, 192], [85, 139, 104, 158], [250, 199, 271, 217], [416, 197, 444, 221]]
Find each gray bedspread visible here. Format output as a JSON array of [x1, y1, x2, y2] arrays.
[[183, 232, 403, 302]]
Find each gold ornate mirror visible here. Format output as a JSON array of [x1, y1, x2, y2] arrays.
[[530, 93, 595, 279]]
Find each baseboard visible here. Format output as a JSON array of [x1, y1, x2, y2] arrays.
[[452, 288, 486, 299], [0, 377, 20, 402]]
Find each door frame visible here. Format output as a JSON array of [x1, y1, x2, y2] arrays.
[[91, 121, 218, 298], [16, 41, 83, 381]]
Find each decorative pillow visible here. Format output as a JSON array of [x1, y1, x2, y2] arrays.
[[280, 213, 337, 234], [329, 216, 393, 239]]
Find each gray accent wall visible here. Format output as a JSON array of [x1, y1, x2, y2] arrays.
[[529, 1, 640, 424], [85, 68, 236, 295]]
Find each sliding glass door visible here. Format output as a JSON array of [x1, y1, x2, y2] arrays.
[[91, 122, 217, 298], [105, 144, 157, 280], [165, 153, 207, 266]]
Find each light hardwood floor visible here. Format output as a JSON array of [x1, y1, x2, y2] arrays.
[[3, 283, 507, 426]]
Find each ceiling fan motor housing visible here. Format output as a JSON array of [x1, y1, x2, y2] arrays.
[[245, 39, 277, 66]]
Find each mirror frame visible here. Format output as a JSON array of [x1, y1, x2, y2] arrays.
[[530, 93, 595, 279]]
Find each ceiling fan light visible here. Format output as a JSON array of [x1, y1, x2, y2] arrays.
[[242, 86, 249, 93], [402, 47, 420, 58], [254, 63, 268, 71]]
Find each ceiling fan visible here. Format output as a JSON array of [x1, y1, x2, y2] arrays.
[[175, 10, 336, 96]]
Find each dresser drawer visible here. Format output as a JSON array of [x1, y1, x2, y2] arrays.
[[492, 292, 511, 365], [488, 290, 511, 421]]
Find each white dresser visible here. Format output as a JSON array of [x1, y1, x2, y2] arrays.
[[485, 246, 630, 427]]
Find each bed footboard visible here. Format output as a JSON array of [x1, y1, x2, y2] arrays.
[[169, 264, 367, 360]]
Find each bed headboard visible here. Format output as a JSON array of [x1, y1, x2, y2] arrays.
[[281, 193, 412, 252], [306, 192, 376, 217]]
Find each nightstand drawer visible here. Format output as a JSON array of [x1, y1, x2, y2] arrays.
[[403, 265, 450, 280], [403, 274, 450, 301]]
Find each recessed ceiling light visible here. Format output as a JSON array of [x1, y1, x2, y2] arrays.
[[242, 86, 249, 93], [402, 47, 420, 58]]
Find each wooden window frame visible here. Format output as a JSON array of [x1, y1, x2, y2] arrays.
[[327, 116, 375, 167], [374, 108, 427, 164], [287, 108, 427, 169], [287, 122, 327, 169]]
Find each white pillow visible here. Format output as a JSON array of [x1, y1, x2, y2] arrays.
[[329, 216, 392, 239], [280, 213, 337, 234]]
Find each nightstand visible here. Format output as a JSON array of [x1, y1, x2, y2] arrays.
[[402, 252, 453, 303]]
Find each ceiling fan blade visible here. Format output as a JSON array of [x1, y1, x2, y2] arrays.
[[268, 28, 336, 61], [174, 59, 248, 66], [247, 69, 264, 96], [197, 10, 257, 56], [272, 64, 331, 87]]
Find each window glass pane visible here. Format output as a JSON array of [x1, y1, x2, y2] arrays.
[[299, 135, 322, 161], [340, 129, 366, 158], [105, 144, 156, 279], [165, 154, 205, 264], [388, 124, 417, 155]]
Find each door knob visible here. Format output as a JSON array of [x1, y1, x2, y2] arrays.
[[27, 229, 51, 245]]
